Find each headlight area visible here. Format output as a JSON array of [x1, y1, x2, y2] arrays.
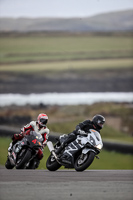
[[95, 144, 103, 150]]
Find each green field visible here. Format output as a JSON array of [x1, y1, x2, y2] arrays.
[[0, 137, 133, 170], [1, 35, 132, 55], [0, 33, 132, 70]]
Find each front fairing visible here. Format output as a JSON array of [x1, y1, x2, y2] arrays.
[[29, 131, 43, 143], [14, 132, 43, 155], [23, 134, 43, 149], [76, 129, 103, 154], [77, 130, 103, 146], [9, 132, 43, 166]]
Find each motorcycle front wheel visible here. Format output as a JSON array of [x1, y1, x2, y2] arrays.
[[16, 149, 32, 169], [46, 154, 61, 171], [5, 158, 14, 169], [74, 151, 95, 172]]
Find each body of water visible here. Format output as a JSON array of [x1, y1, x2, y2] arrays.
[[0, 92, 133, 106]]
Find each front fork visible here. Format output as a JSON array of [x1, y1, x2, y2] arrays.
[[47, 141, 60, 163]]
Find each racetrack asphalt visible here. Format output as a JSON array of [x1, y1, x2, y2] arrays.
[[0, 169, 133, 200]]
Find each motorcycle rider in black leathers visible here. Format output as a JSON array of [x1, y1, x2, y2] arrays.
[[56, 114, 105, 155]]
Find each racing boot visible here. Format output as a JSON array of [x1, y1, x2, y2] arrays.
[[55, 142, 66, 155]]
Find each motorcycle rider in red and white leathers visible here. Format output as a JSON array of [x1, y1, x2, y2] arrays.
[[8, 113, 49, 161]]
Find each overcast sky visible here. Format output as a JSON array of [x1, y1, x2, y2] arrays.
[[0, 0, 133, 18]]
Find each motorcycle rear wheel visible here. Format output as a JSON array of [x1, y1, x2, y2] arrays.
[[74, 151, 95, 172], [46, 154, 61, 171], [16, 149, 32, 169]]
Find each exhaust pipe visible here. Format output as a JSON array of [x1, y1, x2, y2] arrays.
[[47, 141, 55, 152], [47, 141, 58, 160]]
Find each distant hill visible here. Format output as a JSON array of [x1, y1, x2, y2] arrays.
[[0, 10, 133, 32]]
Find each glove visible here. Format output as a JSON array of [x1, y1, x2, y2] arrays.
[[20, 128, 24, 132], [77, 129, 87, 136], [42, 140, 47, 148], [12, 133, 22, 141]]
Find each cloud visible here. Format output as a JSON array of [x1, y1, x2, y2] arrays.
[[0, 0, 133, 18]]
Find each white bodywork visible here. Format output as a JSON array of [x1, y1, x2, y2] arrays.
[[76, 129, 103, 154], [47, 129, 103, 156]]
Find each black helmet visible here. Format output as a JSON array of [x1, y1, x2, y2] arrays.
[[92, 114, 105, 130]]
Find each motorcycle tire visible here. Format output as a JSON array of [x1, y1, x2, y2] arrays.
[[5, 158, 14, 169], [74, 151, 95, 172], [46, 154, 61, 171], [16, 149, 32, 169]]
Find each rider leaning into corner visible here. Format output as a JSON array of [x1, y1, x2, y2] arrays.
[[56, 114, 105, 155], [8, 113, 49, 164]]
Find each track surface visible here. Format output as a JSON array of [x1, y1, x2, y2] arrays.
[[0, 169, 133, 200]]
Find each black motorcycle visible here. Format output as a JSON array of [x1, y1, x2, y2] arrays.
[[5, 131, 43, 169], [46, 130, 103, 172]]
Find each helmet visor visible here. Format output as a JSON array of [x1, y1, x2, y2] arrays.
[[98, 121, 105, 128], [40, 118, 47, 125]]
